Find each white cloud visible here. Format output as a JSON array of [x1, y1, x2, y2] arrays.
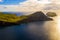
[[19, 0, 51, 4], [0, 5, 20, 12], [0, 0, 3, 2], [18, 0, 51, 12]]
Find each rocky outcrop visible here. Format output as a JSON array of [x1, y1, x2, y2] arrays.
[[20, 11, 53, 23]]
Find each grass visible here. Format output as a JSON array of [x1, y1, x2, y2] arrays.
[[0, 12, 28, 23]]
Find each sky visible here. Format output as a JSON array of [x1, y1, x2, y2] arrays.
[[0, 0, 60, 12], [0, 0, 51, 5], [0, 0, 60, 5], [0, 0, 26, 5]]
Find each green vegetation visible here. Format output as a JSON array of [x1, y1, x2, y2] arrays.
[[0, 12, 28, 23], [46, 12, 57, 17]]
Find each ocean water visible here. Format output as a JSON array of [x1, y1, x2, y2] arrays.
[[0, 20, 59, 40]]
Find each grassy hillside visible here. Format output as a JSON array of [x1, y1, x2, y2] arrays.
[[0, 12, 27, 23]]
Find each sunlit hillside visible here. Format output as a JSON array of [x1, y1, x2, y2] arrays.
[[0, 12, 27, 23]]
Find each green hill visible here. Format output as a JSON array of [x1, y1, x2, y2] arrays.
[[0, 12, 27, 23]]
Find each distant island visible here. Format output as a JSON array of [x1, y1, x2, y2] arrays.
[[0, 11, 56, 26]]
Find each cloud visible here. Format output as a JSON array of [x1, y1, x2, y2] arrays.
[[43, 4, 60, 10], [0, 5, 20, 12], [19, 0, 60, 11], [18, 0, 51, 12], [0, 0, 60, 12], [19, 0, 51, 4], [0, 0, 47, 12], [0, 0, 3, 2], [50, 0, 60, 4]]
